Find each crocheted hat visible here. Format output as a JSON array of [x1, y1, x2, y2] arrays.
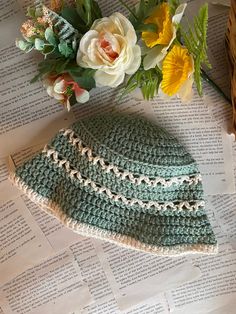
[[10, 114, 217, 255]]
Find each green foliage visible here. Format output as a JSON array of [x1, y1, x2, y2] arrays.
[[43, 6, 80, 43], [121, 66, 162, 101], [16, 39, 34, 53], [169, 0, 180, 15], [45, 27, 57, 45], [26, 6, 43, 18], [60, 6, 88, 32], [34, 38, 45, 50], [58, 41, 74, 57], [30, 58, 95, 91], [67, 66, 96, 90], [125, 0, 163, 34], [181, 4, 211, 96], [75, 0, 102, 29]]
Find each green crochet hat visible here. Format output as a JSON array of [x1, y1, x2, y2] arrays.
[[10, 114, 217, 255]]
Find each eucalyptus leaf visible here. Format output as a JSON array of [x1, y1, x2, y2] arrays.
[[16, 39, 34, 53], [45, 27, 57, 45], [34, 38, 45, 51]]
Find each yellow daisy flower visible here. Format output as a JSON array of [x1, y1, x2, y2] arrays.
[[161, 45, 194, 99], [142, 3, 173, 48]]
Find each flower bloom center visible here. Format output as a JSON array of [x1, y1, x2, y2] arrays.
[[99, 37, 119, 60], [64, 80, 83, 96]]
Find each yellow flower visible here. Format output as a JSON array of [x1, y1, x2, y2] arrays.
[[142, 3, 187, 70], [160, 45, 194, 102], [142, 3, 173, 48]]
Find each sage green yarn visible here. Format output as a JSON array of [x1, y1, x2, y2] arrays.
[[12, 113, 217, 255]]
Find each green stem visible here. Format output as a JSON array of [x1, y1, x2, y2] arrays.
[[201, 70, 231, 104], [117, 0, 139, 20]]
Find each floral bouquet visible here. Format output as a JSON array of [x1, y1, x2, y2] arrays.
[[16, 0, 210, 110]]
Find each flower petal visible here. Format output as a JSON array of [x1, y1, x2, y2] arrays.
[[78, 30, 98, 55], [143, 45, 166, 70], [177, 74, 194, 103], [54, 78, 66, 94], [161, 45, 194, 96], [172, 3, 187, 25], [111, 12, 137, 46], [125, 45, 141, 75], [75, 89, 90, 103], [94, 70, 125, 87]]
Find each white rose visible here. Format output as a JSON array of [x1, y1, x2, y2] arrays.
[[76, 12, 141, 88]]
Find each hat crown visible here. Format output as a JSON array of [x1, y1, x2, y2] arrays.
[[71, 114, 196, 178], [11, 113, 217, 255]]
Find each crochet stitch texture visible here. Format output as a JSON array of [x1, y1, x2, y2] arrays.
[[10, 114, 217, 255]]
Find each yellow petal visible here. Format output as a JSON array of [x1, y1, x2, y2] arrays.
[[161, 45, 194, 96], [142, 3, 173, 48]]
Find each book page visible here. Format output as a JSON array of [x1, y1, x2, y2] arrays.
[[0, 0, 24, 48], [164, 199, 236, 313], [0, 250, 92, 314], [23, 197, 81, 251], [94, 240, 201, 310], [0, 158, 21, 202], [0, 197, 53, 286], [166, 249, 236, 313], [81, 295, 169, 314], [137, 92, 235, 195], [0, 44, 75, 157], [70, 237, 170, 314]]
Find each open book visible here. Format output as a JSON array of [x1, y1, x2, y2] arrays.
[[0, 0, 236, 313]]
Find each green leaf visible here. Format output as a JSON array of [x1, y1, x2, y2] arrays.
[[91, 0, 102, 20], [58, 41, 74, 57], [45, 27, 57, 45], [169, 0, 180, 15], [30, 72, 43, 83], [76, 0, 92, 26], [69, 67, 96, 90], [181, 3, 210, 96], [121, 65, 162, 100], [55, 58, 71, 73], [60, 6, 87, 32], [43, 44, 55, 55], [34, 38, 45, 51], [75, 0, 102, 28], [73, 76, 96, 90], [16, 39, 34, 52], [26, 7, 36, 18]]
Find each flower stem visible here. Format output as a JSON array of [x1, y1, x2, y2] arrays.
[[117, 0, 139, 20], [201, 70, 231, 104]]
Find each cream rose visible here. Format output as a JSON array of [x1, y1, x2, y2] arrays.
[[76, 12, 141, 88]]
